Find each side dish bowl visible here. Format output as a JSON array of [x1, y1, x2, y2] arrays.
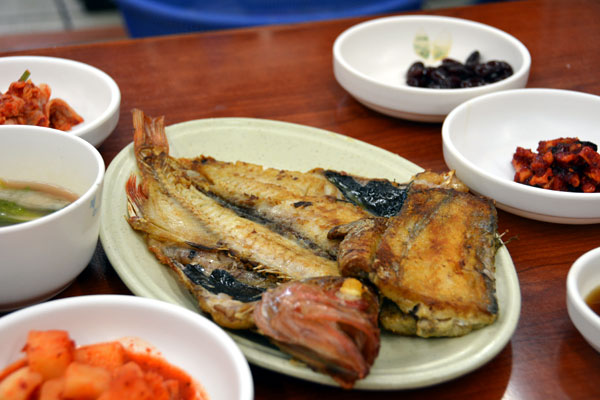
[[442, 88, 600, 224], [0, 126, 104, 310], [0, 56, 120, 147], [0, 295, 254, 400], [567, 247, 600, 352], [333, 15, 530, 122]]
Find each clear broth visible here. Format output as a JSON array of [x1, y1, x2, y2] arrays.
[[0, 179, 78, 227]]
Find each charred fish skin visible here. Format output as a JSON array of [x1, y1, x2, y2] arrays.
[[253, 276, 380, 389], [336, 187, 499, 338], [324, 170, 410, 217], [151, 240, 265, 330]]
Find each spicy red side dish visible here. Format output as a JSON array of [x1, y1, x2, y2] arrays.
[[512, 137, 600, 192], [0, 330, 206, 400], [0, 72, 83, 131]]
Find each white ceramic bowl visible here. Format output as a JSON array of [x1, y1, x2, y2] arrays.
[[567, 247, 600, 352], [442, 88, 600, 224], [0, 56, 120, 147], [0, 295, 254, 400], [333, 15, 530, 122], [0, 126, 104, 310]]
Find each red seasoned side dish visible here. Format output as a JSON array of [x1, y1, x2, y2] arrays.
[[0, 330, 207, 400], [512, 137, 600, 192], [0, 71, 83, 131]]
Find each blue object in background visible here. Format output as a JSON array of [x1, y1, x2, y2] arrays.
[[115, 0, 423, 38]]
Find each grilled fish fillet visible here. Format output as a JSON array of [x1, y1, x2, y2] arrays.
[[333, 188, 499, 337], [179, 157, 370, 258]]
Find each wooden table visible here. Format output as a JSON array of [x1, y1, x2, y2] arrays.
[[2, 0, 600, 398]]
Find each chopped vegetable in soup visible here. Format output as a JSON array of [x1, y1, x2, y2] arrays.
[[0, 179, 77, 226]]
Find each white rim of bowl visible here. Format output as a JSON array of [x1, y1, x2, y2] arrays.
[[442, 88, 600, 202], [567, 247, 600, 328], [0, 126, 105, 233], [0, 295, 254, 400], [0, 56, 121, 135], [333, 15, 531, 95]]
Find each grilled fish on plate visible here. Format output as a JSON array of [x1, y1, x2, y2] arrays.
[[123, 109, 506, 388]]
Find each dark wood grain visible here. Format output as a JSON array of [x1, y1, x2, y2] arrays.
[[2, 0, 600, 398]]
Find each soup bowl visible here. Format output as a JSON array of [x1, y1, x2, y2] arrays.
[[0, 126, 105, 310]]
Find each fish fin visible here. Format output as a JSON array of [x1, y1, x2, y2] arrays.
[[132, 108, 169, 162], [125, 174, 147, 219]]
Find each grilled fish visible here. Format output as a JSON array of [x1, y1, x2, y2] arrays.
[[332, 188, 499, 337], [126, 109, 501, 387]]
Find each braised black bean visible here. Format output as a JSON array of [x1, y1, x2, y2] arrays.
[[405, 50, 513, 89]]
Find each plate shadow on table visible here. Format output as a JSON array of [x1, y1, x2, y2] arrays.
[[65, 241, 132, 297], [558, 325, 600, 398], [252, 342, 513, 398]]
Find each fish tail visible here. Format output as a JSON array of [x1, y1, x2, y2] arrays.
[[132, 108, 169, 162]]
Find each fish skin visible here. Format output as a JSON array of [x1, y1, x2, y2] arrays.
[[323, 170, 410, 217], [335, 188, 499, 337], [150, 240, 261, 330], [179, 156, 370, 258]]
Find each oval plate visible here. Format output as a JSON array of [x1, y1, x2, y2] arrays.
[[100, 118, 521, 390]]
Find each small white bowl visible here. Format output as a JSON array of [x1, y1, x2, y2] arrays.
[[0, 295, 254, 400], [0, 56, 120, 147], [442, 88, 600, 224], [0, 126, 105, 310], [567, 248, 600, 352], [333, 15, 530, 122]]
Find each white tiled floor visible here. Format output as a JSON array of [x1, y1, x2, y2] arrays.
[[0, 0, 476, 37]]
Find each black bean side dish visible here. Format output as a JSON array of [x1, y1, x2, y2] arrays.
[[406, 51, 514, 89]]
